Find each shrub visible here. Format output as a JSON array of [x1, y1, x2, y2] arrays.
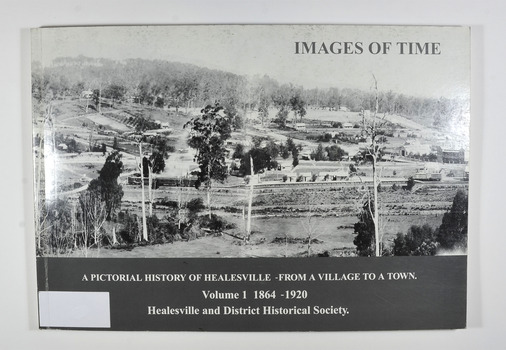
[[352, 200, 375, 257], [118, 211, 139, 244], [198, 214, 235, 232], [406, 176, 415, 190], [436, 190, 468, 250], [392, 224, 437, 256]]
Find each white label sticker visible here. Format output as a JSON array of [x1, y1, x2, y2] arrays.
[[39, 291, 110, 328]]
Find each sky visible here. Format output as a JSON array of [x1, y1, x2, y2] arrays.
[[32, 25, 470, 99]]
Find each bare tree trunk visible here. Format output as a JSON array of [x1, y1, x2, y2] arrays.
[[112, 226, 118, 245], [148, 165, 153, 216], [71, 202, 77, 249], [372, 75, 380, 257], [49, 105, 57, 202], [82, 203, 89, 257], [178, 185, 182, 230], [207, 163, 212, 219], [207, 187, 211, 219], [98, 86, 102, 114], [246, 156, 254, 240], [242, 206, 246, 233], [139, 143, 148, 241], [35, 118, 45, 251], [88, 128, 93, 151], [372, 150, 380, 257]]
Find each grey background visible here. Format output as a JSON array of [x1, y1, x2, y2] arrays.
[[1, 0, 503, 348], [37, 257, 467, 331]]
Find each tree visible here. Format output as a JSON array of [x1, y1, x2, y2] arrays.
[[92, 89, 101, 112], [103, 83, 127, 107], [273, 109, 289, 127], [285, 137, 296, 153], [292, 148, 299, 168], [146, 135, 171, 174], [436, 190, 468, 250], [265, 140, 280, 160], [280, 144, 290, 159], [142, 156, 151, 178], [79, 187, 107, 254], [359, 75, 388, 257], [311, 143, 326, 161], [406, 176, 416, 190], [174, 71, 199, 114], [258, 96, 270, 126], [117, 211, 140, 244], [353, 199, 376, 257], [45, 198, 73, 256], [392, 224, 437, 256], [88, 150, 124, 220], [326, 145, 347, 161], [112, 137, 119, 150], [232, 143, 245, 159], [240, 147, 276, 175], [290, 94, 307, 122], [155, 96, 165, 108], [184, 103, 231, 218]]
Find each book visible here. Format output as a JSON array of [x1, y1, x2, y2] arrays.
[[31, 24, 469, 331]]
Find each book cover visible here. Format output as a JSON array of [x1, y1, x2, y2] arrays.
[[31, 24, 469, 331]]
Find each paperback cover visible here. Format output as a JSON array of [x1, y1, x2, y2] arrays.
[[31, 25, 469, 331]]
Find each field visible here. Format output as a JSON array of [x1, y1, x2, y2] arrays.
[[87, 213, 445, 258]]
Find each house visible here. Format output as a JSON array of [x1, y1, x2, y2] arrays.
[[285, 172, 298, 182], [300, 152, 311, 161], [342, 122, 354, 129], [295, 123, 307, 132], [318, 169, 349, 181], [81, 90, 93, 99], [298, 172, 313, 182], [442, 149, 465, 164]]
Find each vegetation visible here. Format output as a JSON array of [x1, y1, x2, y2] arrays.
[[390, 190, 468, 256], [185, 103, 232, 217], [392, 225, 438, 256], [239, 145, 278, 175], [31, 56, 468, 131], [88, 150, 124, 220], [352, 200, 376, 257], [436, 190, 468, 250]]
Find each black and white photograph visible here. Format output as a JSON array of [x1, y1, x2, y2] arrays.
[[32, 25, 469, 259]]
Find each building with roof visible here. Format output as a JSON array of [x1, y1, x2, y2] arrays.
[[442, 149, 466, 164]]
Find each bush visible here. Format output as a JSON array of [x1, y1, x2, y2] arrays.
[[187, 197, 205, 213], [406, 176, 415, 190], [198, 214, 235, 232], [147, 215, 179, 244], [353, 200, 375, 257], [118, 211, 139, 244], [436, 190, 468, 250], [392, 224, 437, 256]]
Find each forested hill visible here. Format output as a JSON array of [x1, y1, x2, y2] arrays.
[[32, 56, 468, 130]]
